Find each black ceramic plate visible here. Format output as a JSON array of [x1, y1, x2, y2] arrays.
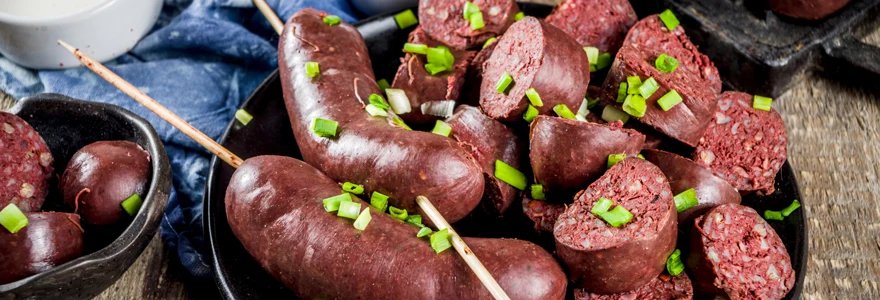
[[205, 3, 807, 299], [0, 94, 171, 299]]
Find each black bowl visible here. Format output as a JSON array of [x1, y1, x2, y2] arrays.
[[205, 3, 807, 299], [0, 94, 171, 299]]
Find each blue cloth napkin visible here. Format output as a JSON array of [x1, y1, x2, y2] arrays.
[[0, 0, 361, 278]]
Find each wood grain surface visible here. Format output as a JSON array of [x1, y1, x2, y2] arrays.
[[1, 1, 878, 299]]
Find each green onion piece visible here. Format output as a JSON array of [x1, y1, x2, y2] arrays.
[[370, 192, 389, 212], [323, 193, 352, 212], [525, 88, 543, 107], [430, 228, 452, 253], [353, 208, 371, 230], [638, 153, 645, 159], [591, 197, 614, 215], [638, 77, 660, 99], [673, 188, 698, 213], [622, 94, 647, 118], [425, 63, 448, 75], [439, 46, 454, 67], [119, 193, 143, 217], [323, 15, 342, 26], [657, 90, 683, 111], [607, 153, 627, 168], [404, 43, 428, 54], [235, 109, 253, 126], [530, 184, 545, 200], [666, 249, 684, 276], [590, 65, 597, 72], [753, 95, 773, 111], [431, 120, 453, 137], [463, 1, 480, 19], [655, 53, 679, 73], [406, 214, 424, 227], [426, 47, 451, 69], [601, 106, 630, 124], [617, 82, 628, 103], [469, 12, 485, 30], [588, 97, 602, 109], [495, 72, 514, 94], [584, 47, 599, 66], [417, 227, 433, 238], [389, 206, 408, 221], [781, 200, 801, 216], [342, 182, 364, 194], [514, 12, 525, 21], [554, 104, 577, 120], [369, 93, 390, 110], [0, 204, 28, 233], [305, 62, 320, 79], [392, 116, 411, 131], [764, 210, 784, 221], [523, 105, 539, 122], [659, 9, 680, 31], [377, 79, 390, 91], [626, 76, 642, 95], [495, 160, 527, 190], [394, 9, 419, 29], [595, 53, 612, 70], [365, 104, 388, 117], [576, 98, 591, 119], [482, 37, 497, 49], [337, 200, 362, 219], [599, 206, 633, 227], [310, 117, 338, 137]]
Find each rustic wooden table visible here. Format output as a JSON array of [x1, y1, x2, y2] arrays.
[[2, 1, 879, 299]]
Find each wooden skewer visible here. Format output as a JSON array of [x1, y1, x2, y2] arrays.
[[253, 0, 284, 34]]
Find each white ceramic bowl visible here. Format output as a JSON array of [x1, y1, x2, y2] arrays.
[[0, 0, 162, 69]]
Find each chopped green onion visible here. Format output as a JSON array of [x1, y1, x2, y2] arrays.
[[235, 109, 253, 125], [392, 116, 411, 130], [430, 228, 452, 253], [463, 1, 481, 19], [389, 206, 408, 221], [576, 98, 591, 119], [370, 192, 389, 212], [591, 197, 614, 215], [482, 37, 497, 49], [666, 249, 684, 276], [323, 15, 342, 26], [638, 154, 645, 159], [323, 193, 352, 212], [617, 82, 628, 103], [530, 184, 545, 200], [595, 53, 612, 70], [342, 182, 364, 194], [584, 47, 599, 66], [417, 227, 433, 237], [121, 193, 143, 216], [431, 120, 453, 137], [590, 65, 597, 72], [495, 72, 514, 94], [377, 79, 390, 91], [337, 200, 362, 219], [659, 9, 680, 31], [764, 210, 784, 221], [673, 188, 698, 213], [369, 93, 390, 109], [657, 90, 683, 111], [439, 46, 455, 66], [310, 117, 338, 137], [638, 77, 660, 99], [599, 206, 633, 227], [406, 214, 424, 227], [523, 105, 539, 122], [753, 95, 773, 111], [427, 47, 453, 69], [353, 208, 371, 230], [554, 104, 577, 120], [587, 97, 602, 109], [655, 54, 679, 73], [305, 62, 320, 79], [404, 43, 428, 54], [386, 88, 412, 114], [626, 76, 642, 95], [622, 94, 647, 118], [781, 200, 801, 216], [0, 204, 28, 233], [365, 104, 388, 117], [394, 9, 419, 29], [601, 106, 630, 124], [607, 153, 627, 168], [469, 12, 485, 30], [495, 160, 527, 190], [525, 88, 543, 107], [425, 63, 448, 75], [514, 12, 525, 21]]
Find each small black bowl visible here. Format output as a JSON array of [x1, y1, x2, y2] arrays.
[[0, 94, 171, 299]]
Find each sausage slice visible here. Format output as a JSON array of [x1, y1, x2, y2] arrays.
[[574, 273, 694, 300], [0, 112, 53, 213], [544, 0, 638, 54], [0, 212, 83, 284], [418, 0, 519, 50]]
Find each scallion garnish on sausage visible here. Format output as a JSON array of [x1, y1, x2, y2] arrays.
[[463, 1, 480, 19], [584, 47, 599, 66], [753, 95, 773, 111], [392, 116, 412, 131], [305, 62, 320, 79], [622, 94, 647, 117], [323, 15, 342, 26], [338, 201, 362, 219], [659, 9, 680, 31], [323, 193, 352, 212], [495, 160, 527, 190], [406, 214, 424, 227], [353, 208, 371, 230], [655, 54, 679, 73], [394, 9, 419, 29], [591, 197, 614, 215], [365, 104, 388, 117], [431, 120, 453, 137], [377, 78, 390, 91], [0, 203, 29, 233], [617, 82, 628, 103], [469, 12, 485, 30], [385, 88, 411, 114], [638, 77, 659, 99], [342, 182, 364, 194], [657, 90, 683, 111], [430, 228, 452, 253], [482, 37, 497, 49], [781, 200, 801, 216], [666, 249, 684, 276], [525, 88, 544, 107], [403, 43, 428, 55], [554, 104, 577, 120], [530, 184, 546, 200], [601, 106, 630, 124], [369, 192, 389, 212], [607, 153, 627, 168], [673, 188, 698, 212], [576, 98, 591, 121], [590, 198, 633, 227], [417, 227, 433, 238], [523, 105, 539, 122], [495, 72, 514, 94], [764, 199, 800, 221], [235, 109, 253, 125], [310, 117, 338, 137], [626, 76, 642, 95], [514, 12, 525, 21], [121, 193, 143, 217], [595, 53, 612, 70], [388, 206, 408, 221]]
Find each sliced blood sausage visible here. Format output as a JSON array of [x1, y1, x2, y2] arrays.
[[446, 105, 523, 216], [544, 0, 638, 55], [391, 27, 476, 125], [0, 212, 83, 284], [480, 16, 590, 122], [769, 0, 850, 20], [642, 149, 741, 226], [418, 0, 519, 50], [554, 158, 677, 294], [693, 92, 788, 195], [279, 9, 484, 223], [461, 39, 498, 106], [574, 273, 694, 300], [686, 204, 795, 299], [61, 141, 151, 225], [522, 195, 566, 233], [530, 116, 644, 198], [226, 155, 567, 300], [0, 112, 53, 213]]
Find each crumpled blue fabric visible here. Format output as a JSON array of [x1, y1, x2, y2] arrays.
[[0, 0, 360, 278]]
